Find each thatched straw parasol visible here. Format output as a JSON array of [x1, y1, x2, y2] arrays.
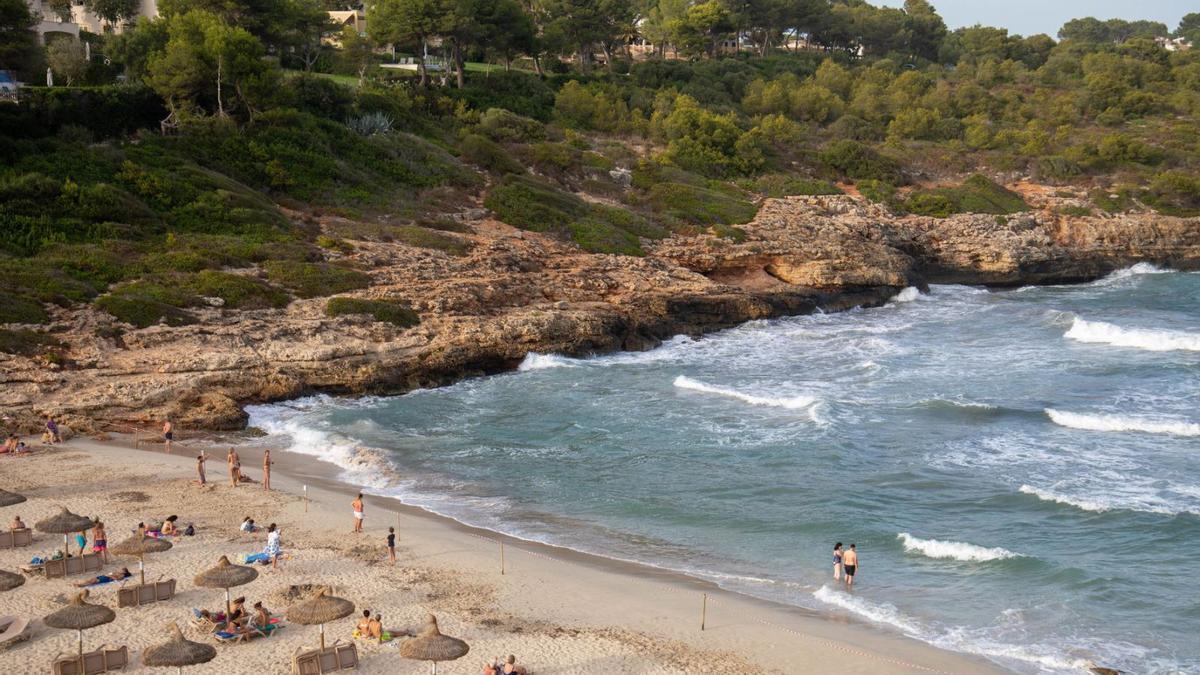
[[193, 555, 257, 619], [35, 507, 94, 557], [0, 569, 25, 592], [399, 614, 469, 675], [111, 534, 172, 585], [142, 621, 216, 674], [44, 590, 116, 665], [286, 587, 354, 650], [0, 489, 26, 507]]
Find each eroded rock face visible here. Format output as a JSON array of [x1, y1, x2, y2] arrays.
[[3, 193, 1198, 431]]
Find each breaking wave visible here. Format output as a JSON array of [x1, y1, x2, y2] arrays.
[[673, 376, 818, 410], [1065, 317, 1200, 352], [1046, 409, 1200, 436], [897, 533, 1021, 562], [891, 286, 921, 303], [518, 353, 580, 371]]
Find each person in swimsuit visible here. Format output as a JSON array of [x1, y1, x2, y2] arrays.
[[352, 493, 364, 534], [162, 419, 173, 453], [387, 527, 396, 565], [9, 515, 25, 530], [161, 515, 179, 536], [227, 448, 240, 487], [92, 521, 107, 562], [843, 544, 859, 587], [262, 449, 272, 491], [355, 609, 371, 636], [833, 542, 843, 581], [197, 451, 207, 485], [74, 567, 131, 587], [74, 530, 87, 555]]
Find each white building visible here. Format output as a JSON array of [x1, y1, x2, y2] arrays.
[[27, 0, 158, 41]]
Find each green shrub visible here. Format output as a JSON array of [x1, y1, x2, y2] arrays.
[[904, 192, 957, 217], [95, 286, 197, 328], [390, 225, 472, 256], [1144, 172, 1200, 216], [1057, 205, 1094, 217], [316, 235, 354, 253], [747, 175, 843, 198], [326, 297, 420, 327], [1090, 187, 1138, 213], [903, 175, 1028, 217], [264, 261, 370, 298], [0, 268, 98, 304], [477, 108, 545, 142], [710, 223, 748, 242], [642, 182, 757, 228], [565, 218, 643, 256], [819, 140, 902, 183], [857, 180, 898, 205], [0, 292, 49, 324], [0, 329, 63, 356], [184, 271, 290, 309], [415, 217, 472, 234], [459, 133, 525, 175]]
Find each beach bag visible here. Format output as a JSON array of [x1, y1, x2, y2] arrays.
[[183, 524, 195, 536]]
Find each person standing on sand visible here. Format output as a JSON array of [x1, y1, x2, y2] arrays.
[[227, 448, 241, 487], [162, 419, 173, 453], [352, 493, 364, 533], [265, 523, 282, 570], [833, 542, 844, 581], [92, 521, 107, 563], [262, 449, 272, 491], [386, 526, 395, 565], [843, 544, 859, 587], [196, 452, 207, 485]]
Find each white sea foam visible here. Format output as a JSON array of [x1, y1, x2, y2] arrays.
[[1093, 262, 1171, 284], [673, 376, 817, 410], [247, 404, 394, 490], [517, 352, 580, 371], [1065, 317, 1200, 352], [897, 533, 1020, 562], [1018, 485, 1113, 513], [812, 586, 924, 635], [891, 286, 921, 303], [932, 630, 1094, 673], [1046, 409, 1200, 436]]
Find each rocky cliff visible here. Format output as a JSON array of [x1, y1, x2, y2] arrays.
[[3, 192, 1199, 433]]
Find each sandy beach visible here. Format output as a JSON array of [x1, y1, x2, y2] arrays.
[[0, 434, 1008, 674]]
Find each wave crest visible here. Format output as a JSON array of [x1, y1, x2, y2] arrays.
[[891, 286, 921, 303], [673, 376, 818, 410], [518, 353, 579, 371], [897, 533, 1020, 562], [1065, 317, 1200, 352], [1046, 409, 1200, 436]]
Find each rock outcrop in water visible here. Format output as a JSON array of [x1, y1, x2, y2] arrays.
[[3, 192, 1199, 432]]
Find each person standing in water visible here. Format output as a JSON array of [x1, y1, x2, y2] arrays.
[[262, 449, 272, 491], [196, 451, 207, 485], [833, 542, 844, 581], [162, 419, 173, 453], [842, 544, 859, 587], [352, 493, 364, 534]]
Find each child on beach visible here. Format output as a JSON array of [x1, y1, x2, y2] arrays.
[[387, 527, 396, 565], [352, 494, 364, 533], [92, 521, 107, 562], [241, 517, 257, 533], [265, 523, 282, 570]]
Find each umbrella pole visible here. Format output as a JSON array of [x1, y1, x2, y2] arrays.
[[78, 628, 84, 671], [320, 623, 325, 650], [140, 551, 146, 585], [225, 588, 231, 620], [432, 662, 437, 675]]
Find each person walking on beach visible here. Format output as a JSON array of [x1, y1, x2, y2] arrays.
[[265, 523, 282, 570], [352, 493, 364, 534], [196, 451, 207, 485], [162, 419, 173, 453], [262, 449, 272, 491], [386, 526, 395, 565], [227, 448, 241, 487], [842, 544, 859, 587], [833, 542, 844, 581]]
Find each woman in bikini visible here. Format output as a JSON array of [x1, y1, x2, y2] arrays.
[[833, 542, 843, 581]]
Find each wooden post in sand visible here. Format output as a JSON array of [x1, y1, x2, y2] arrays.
[[701, 593, 707, 631], [500, 541, 505, 575], [303, 485, 308, 513]]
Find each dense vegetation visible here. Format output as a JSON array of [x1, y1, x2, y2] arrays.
[[1, 0, 1198, 345]]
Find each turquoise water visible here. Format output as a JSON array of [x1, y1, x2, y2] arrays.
[[250, 265, 1200, 674]]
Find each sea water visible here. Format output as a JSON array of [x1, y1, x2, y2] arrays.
[[249, 265, 1200, 674]]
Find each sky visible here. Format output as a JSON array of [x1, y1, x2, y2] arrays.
[[873, 0, 1193, 37]]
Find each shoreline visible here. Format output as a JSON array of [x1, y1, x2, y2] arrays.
[[4, 433, 1011, 674]]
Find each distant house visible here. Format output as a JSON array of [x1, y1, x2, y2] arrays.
[[26, 0, 158, 40], [1155, 36, 1192, 52], [328, 9, 366, 36]]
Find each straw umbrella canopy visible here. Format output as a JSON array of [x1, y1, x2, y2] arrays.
[[142, 621, 216, 674], [399, 614, 470, 675], [0, 489, 25, 507], [286, 587, 354, 650], [44, 590, 116, 663], [0, 569, 25, 592], [35, 507, 94, 557], [193, 555, 257, 619], [111, 534, 173, 585]]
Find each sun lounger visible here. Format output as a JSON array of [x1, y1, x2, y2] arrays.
[[0, 528, 32, 549], [44, 553, 103, 579], [292, 641, 358, 674], [0, 616, 30, 651], [51, 645, 129, 674], [116, 579, 176, 608]]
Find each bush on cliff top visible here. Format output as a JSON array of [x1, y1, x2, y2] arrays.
[[264, 261, 371, 298], [326, 297, 420, 327], [904, 175, 1028, 217]]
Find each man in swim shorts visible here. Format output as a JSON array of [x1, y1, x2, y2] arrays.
[[352, 493, 364, 533], [162, 419, 173, 453], [843, 544, 858, 587]]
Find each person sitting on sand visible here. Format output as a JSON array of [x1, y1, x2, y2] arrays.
[[502, 654, 529, 675], [74, 567, 131, 587], [10, 515, 25, 530], [240, 517, 257, 533], [251, 601, 272, 629], [354, 609, 371, 637], [1, 434, 16, 453], [367, 612, 392, 642], [228, 597, 248, 628], [160, 515, 179, 536], [44, 415, 61, 444]]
